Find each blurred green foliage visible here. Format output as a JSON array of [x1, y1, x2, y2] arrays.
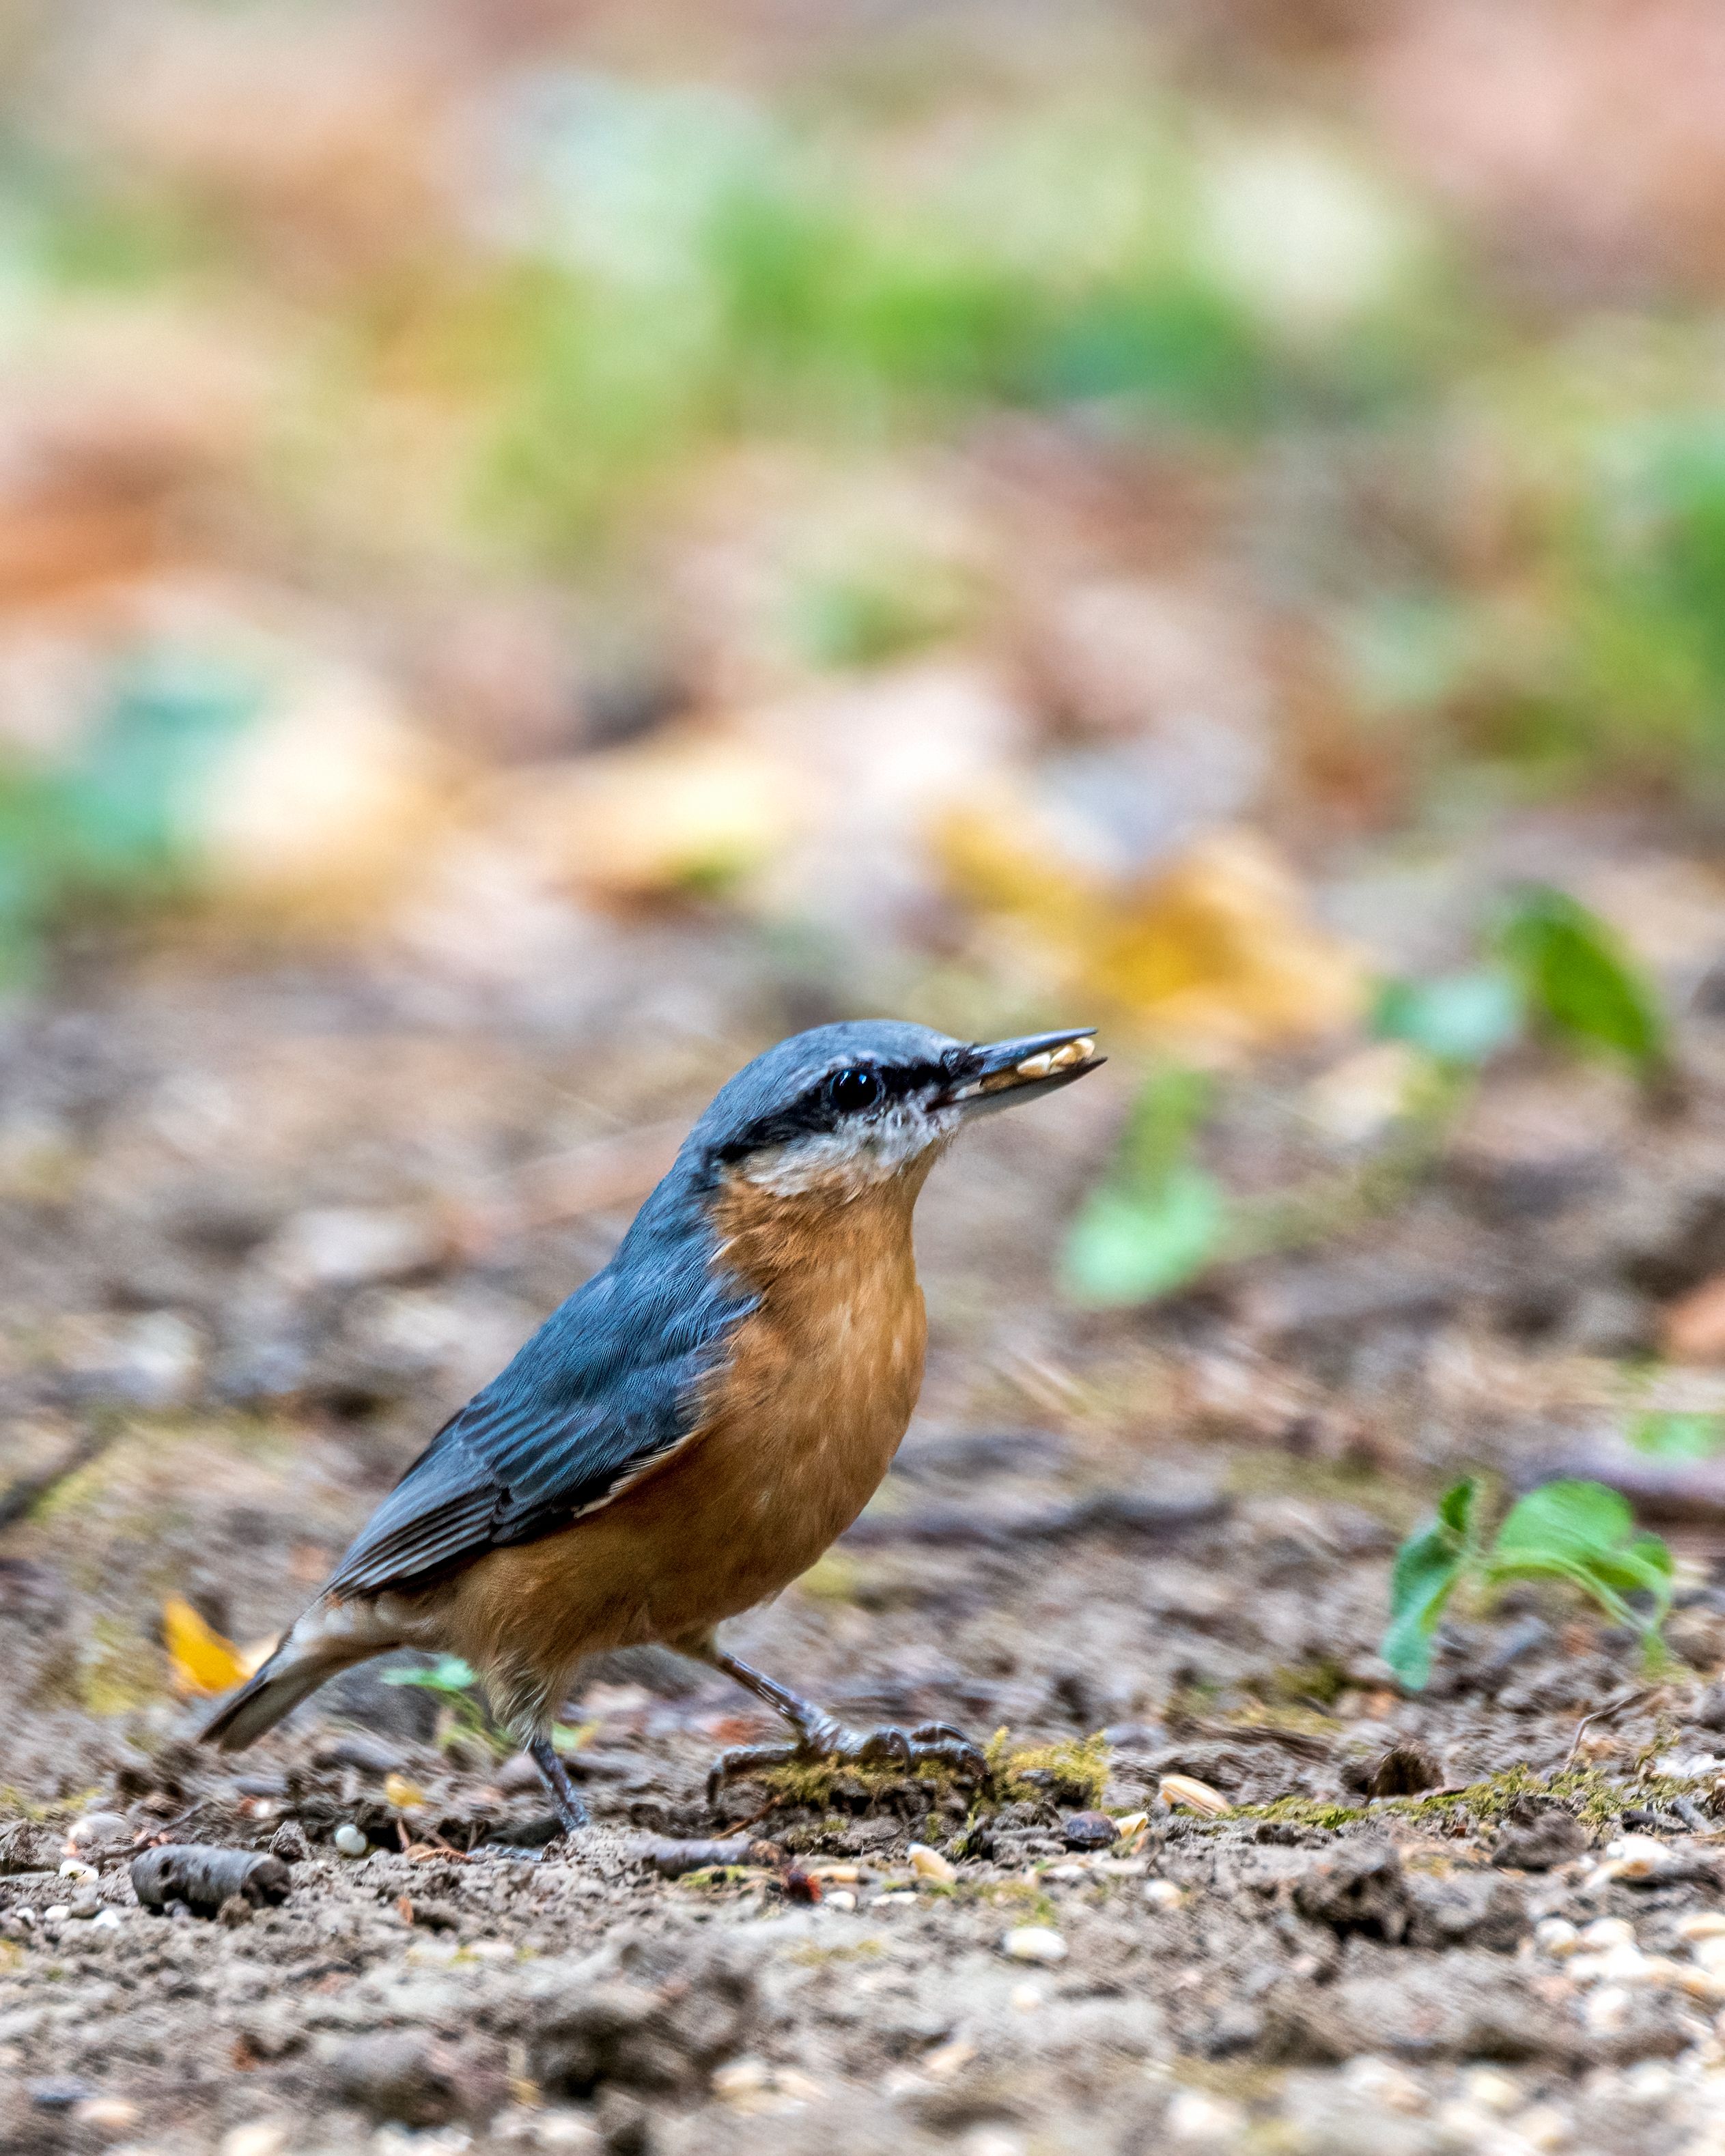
[[1060, 1066, 1224, 1307], [1495, 883, 1669, 1077]]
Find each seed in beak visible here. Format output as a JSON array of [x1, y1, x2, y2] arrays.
[[1015, 1051, 1056, 1081]]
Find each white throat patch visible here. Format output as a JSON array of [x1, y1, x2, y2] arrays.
[[738, 1096, 962, 1197]]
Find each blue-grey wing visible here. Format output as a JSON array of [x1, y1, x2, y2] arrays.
[[324, 1229, 748, 1598]]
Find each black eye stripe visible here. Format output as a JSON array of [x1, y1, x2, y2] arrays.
[[714, 1055, 959, 1163]]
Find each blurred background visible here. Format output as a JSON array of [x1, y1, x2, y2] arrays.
[[3, 0, 1725, 1029], [9, 0, 1725, 1739]]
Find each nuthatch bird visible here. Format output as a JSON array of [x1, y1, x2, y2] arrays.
[[203, 1020, 1102, 1828]]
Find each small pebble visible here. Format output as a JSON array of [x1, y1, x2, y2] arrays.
[[1580, 1917, 1636, 1951], [66, 1813, 131, 1852], [1679, 1912, 1725, 1942], [1463, 2068, 1522, 2114], [1142, 1879, 1183, 1911], [219, 2127, 293, 2156], [90, 1908, 122, 1931], [43, 1904, 71, 1923], [333, 1824, 369, 1859], [1163, 2090, 1246, 2143], [29, 2080, 92, 2112], [58, 1858, 98, 1882], [74, 2097, 141, 2133], [1513, 2103, 1569, 2152], [871, 1891, 916, 1907], [824, 1890, 856, 1913], [1341, 2056, 1425, 2114], [1009, 1982, 1043, 2012], [1061, 1810, 1117, 1851], [1534, 1917, 1578, 1959], [908, 1843, 956, 1884], [1002, 1925, 1067, 1964]]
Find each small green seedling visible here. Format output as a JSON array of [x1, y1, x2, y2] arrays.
[[1059, 1066, 1224, 1308], [1495, 883, 1668, 1077], [1382, 1477, 1676, 1690]]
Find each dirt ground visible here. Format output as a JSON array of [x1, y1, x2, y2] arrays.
[[11, 823, 1725, 2156]]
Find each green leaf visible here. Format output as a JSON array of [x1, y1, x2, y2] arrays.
[[1629, 1409, 1725, 1462], [1488, 1479, 1675, 1633], [1058, 1165, 1224, 1308], [1495, 885, 1668, 1074], [1380, 1477, 1478, 1691], [1371, 970, 1523, 1066]]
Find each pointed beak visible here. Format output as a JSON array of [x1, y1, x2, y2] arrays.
[[940, 1027, 1104, 1117]]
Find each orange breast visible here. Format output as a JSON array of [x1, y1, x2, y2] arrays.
[[446, 1159, 931, 1705]]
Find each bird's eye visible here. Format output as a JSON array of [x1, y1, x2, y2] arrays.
[[827, 1066, 881, 1114]]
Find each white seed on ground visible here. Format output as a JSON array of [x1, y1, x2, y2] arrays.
[[42, 1905, 70, 1923], [90, 1908, 122, 1931], [1002, 1925, 1067, 1964], [1596, 1941, 1653, 1985], [1142, 1880, 1184, 1911], [58, 1859, 98, 1881], [712, 2058, 772, 2100], [1462, 2068, 1522, 2113], [1158, 1774, 1231, 1818], [871, 1890, 916, 1907], [1679, 1912, 1725, 1942], [1111, 1812, 1149, 1841], [219, 2127, 293, 2156], [1696, 1936, 1725, 1973], [1586, 1985, 1633, 2032], [1580, 1918, 1636, 1951], [923, 2039, 977, 2081], [1534, 1917, 1579, 1959], [1163, 2090, 1247, 2143], [72, 2099, 140, 2131], [908, 1844, 957, 1884], [1009, 1982, 1044, 2012], [333, 1824, 368, 1858], [824, 1890, 856, 1913], [1512, 2104, 1570, 2153], [1342, 2056, 1425, 2113]]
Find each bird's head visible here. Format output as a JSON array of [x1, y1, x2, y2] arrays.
[[690, 1019, 1103, 1201]]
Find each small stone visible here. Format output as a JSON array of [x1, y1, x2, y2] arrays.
[[1142, 1879, 1184, 1911], [1341, 2056, 1425, 2113], [72, 2097, 141, 2133], [1163, 2089, 1247, 2143], [67, 1812, 132, 1854], [219, 2127, 292, 2156], [1365, 1741, 1443, 1798], [1462, 2067, 1522, 2114], [1002, 1925, 1067, 1964], [268, 1820, 309, 1865], [91, 1908, 122, 1931], [1535, 1918, 1580, 1959], [1678, 1912, 1725, 1941], [824, 1890, 856, 1912], [334, 1823, 369, 1858], [59, 1858, 98, 1881], [29, 2080, 92, 2112], [1491, 1806, 1589, 1871], [1581, 1918, 1636, 1951], [1513, 2103, 1569, 2152], [1061, 1810, 1118, 1850], [908, 1843, 957, 1884]]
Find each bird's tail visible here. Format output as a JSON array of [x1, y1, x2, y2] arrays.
[[200, 1608, 385, 1752]]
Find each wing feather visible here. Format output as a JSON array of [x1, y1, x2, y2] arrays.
[[324, 1221, 748, 1598]]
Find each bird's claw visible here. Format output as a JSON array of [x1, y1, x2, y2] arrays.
[[705, 1718, 988, 1810]]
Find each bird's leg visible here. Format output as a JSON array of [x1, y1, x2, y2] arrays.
[[691, 1641, 987, 1808], [529, 1733, 589, 1834]]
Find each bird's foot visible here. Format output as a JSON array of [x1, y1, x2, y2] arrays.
[[705, 1720, 987, 1809]]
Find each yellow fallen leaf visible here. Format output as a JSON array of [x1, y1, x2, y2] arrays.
[[485, 729, 802, 900], [935, 796, 1363, 1053], [161, 1597, 246, 1697], [384, 1773, 426, 1809]]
